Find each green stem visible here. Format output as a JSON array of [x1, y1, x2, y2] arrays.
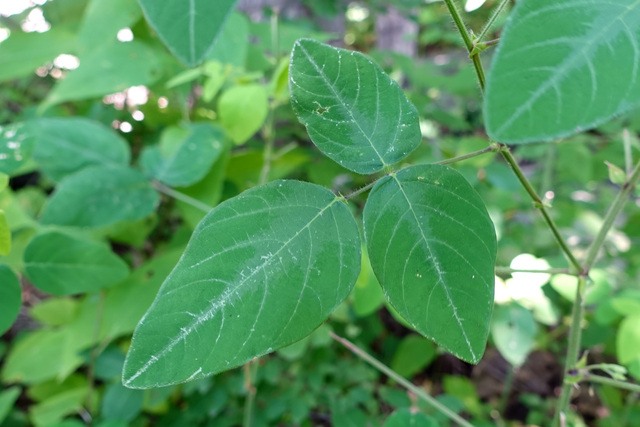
[[242, 359, 258, 427], [259, 108, 276, 186], [583, 158, 640, 271], [499, 365, 515, 415], [477, 0, 510, 44], [553, 276, 586, 427], [583, 374, 640, 393], [435, 144, 499, 165], [330, 332, 474, 427], [623, 129, 633, 175], [495, 267, 572, 275], [153, 182, 213, 213]]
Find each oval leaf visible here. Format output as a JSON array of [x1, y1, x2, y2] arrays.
[[138, 0, 239, 67], [31, 118, 130, 182], [0, 265, 21, 335], [364, 165, 496, 363], [218, 84, 268, 145], [289, 38, 421, 174], [24, 232, 130, 295], [41, 166, 159, 228], [140, 123, 224, 187], [491, 302, 536, 367], [485, 0, 640, 143], [123, 180, 361, 388]]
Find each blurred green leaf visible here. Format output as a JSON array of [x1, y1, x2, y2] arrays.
[[218, 84, 268, 145], [0, 265, 21, 335]]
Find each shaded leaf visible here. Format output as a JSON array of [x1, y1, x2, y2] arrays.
[[0, 265, 21, 335], [491, 302, 536, 367], [123, 180, 361, 388], [364, 165, 496, 363], [289, 38, 421, 174], [485, 0, 640, 143], [101, 383, 143, 422], [391, 335, 437, 378], [384, 409, 438, 427], [0, 122, 36, 175]]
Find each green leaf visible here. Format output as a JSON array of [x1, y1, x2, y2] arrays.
[[289, 38, 421, 174], [352, 249, 385, 317], [123, 180, 361, 388], [0, 210, 10, 256], [0, 28, 77, 83], [31, 118, 130, 182], [0, 122, 36, 175], [605, 161, 627, 186], [0, 265, 21, 335], [485, 0, 640, 143], [137, 0, 239, 67], [218, 84, 269, 145], [41, 166, 159, 228], [206, 13, 249, 67], [491, 302, 536, 367], [140, 123, 225, 187], [618, 314, 640, 365], [24, 232, 130, 295], [391, 335, 437, 378], [40, 41, 164, 111], [77, 0, 142, 51], [101, 383, 143, 422], [30, 298, 79, 326], [364, 165, 496, 363], [0, 387, 21, 425], [384, 409, 438, 427], [30, 387, 87, 427]]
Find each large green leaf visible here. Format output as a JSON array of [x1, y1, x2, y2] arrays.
[[77, 0, 142, 51], [289, 39, 421, 174], [491, 302, 536, 367], [0, 122, 36, 175], [137, 0, 239, 67], [206, 12, 249, 67], [0, 265, 21, 335], [364, 165, 496, 363], [485, 0, 640, 143], [123, 180, 361, 388], [24, 232, 130, 295], [31, 118, 130, 182], [41, 166, 159, 228], [140, 123, 224, 187]]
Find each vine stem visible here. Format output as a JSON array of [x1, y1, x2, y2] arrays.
[[330, 332, 474, 427], [495, 267, 572, 275], [153, 181, 213, 213], [583, 157, 640, 271], [583, 374, 640, 393]]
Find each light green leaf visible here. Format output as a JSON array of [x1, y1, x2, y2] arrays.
[[30, 387, 86, 427], [491, 302, 536, 367], [391, 335, 437, 378], [41, 166, 159, 228], [137, 0, 239, 67], [31, 118, 130, 182], [24, 232, 130, 295], [77, 0, 141, 51], [618, 314, 640, 365], [0, 28, 77, 83], [364, 165, 496, 363], [289, 38, 421, 174], [0, 122, 36, 175], [0, 387, 21, 425], [485, 0, 640, 143], [218, 84, 268, 144], [140, 123, 224, 187], [123, 180, 361, 388], [384, 409, 438, 427], [30, 298, 79, 326], [0, 265, 21, 335], [0, 210, 10, 256], [41, 41, 164, 111], [352, 248, 385, 317]]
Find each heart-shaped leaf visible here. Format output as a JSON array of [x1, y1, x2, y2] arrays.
[[485, 0, 640, 143], [364, 165, 496, 363], [24, 232, 130, 295], [123, 180, 361, 388], [289, 39, 421, 174], [138, 0, 239, 67]]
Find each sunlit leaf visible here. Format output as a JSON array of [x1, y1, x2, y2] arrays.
[[218, 84, 268, 145], [123, 180, 361, 388], [364, 165, 496, 363]]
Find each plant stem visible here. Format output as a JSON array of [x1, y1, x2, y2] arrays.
[[243, 359, 258, 427], [330, 332, 474, 427], [495, 267, 572, 275], [499, 365, 515, 415], [153, 181, 213, 213], [477, 0, 510, 44], [583, 374, 640, 393], [583, 158, 640, 271], [435, 145, 499, 165], [623, 129, 633, 175], [553, 276, 586, 427], [85, 291, 106, 425]]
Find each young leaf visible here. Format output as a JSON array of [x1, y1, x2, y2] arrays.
[[41, 166, 159, 228], [485, 0, 640, 143], [137, 0, 239, 67], [491, 302, 536, 367], [289, 38, 421, 174], [0, 265, 21, 335], [24, 232, 130, 296], [218, 84, 269, 145], [364, 165, 496, 363], [617, 314, 640, 365], [123, 180, 361, 388], [140, 123, 225, 187], [31, 118, 130, 182]]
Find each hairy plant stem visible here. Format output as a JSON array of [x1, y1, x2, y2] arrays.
[[153, 181, 213, 213], [583, 158, 640, 271], [583, 374, 640, 393], [330, 332, 474, 427], [495, 267, 572, 275], [85, 291, 106, 425], [477, 0, 510, 44]]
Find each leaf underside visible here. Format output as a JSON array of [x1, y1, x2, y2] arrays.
[[364, 165, 496, 363], [123, 180, 361, 388]]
